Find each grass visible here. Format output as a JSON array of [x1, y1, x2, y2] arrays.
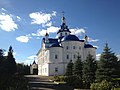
[[114, 88, 120, 90]]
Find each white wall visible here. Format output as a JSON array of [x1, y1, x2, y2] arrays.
[[61, 41, 84, 63], [37, 40, 96, 76]]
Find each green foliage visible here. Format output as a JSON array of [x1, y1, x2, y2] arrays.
[[65, 76, 83, 88], [73, 54, 83, 79], [5, 46, 17, 74], [53, 76, 66, 82], [82, 53, 97, 89], [0, 46, 29, 90], [9, 74, 28, 90], [96, 43, 119, 82], [65, 60, 73, 76], [17, 63, 30, 75], [90, 80, 113, 90]]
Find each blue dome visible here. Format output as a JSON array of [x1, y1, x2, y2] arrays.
[[50, 43, 61, 47], [84, 44, 94, 48], [62, 35, 80, 41]]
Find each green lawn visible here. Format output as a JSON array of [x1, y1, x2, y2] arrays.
[[114, 88, 120, 90]]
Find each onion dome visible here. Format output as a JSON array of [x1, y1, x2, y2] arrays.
[[61, 35, 80, 41], [84, 44, 94, 48]]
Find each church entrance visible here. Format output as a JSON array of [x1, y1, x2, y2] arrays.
[[33, 69, 38, 75]]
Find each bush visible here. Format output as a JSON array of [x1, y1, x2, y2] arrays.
[[9, 73, 28, 90], [53, 76, 66, 82], [65, 76, 83, 88], [90, 80, 113, 90]]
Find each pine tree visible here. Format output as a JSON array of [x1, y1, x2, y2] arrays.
[[73, 54, 82, 79], [96, 43, 118, 82], [65, 60, 73, 76], [5, 46, 16, 74], [83, 53, 97, 89]]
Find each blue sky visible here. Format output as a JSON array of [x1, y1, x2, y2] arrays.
[[0, 0, 120, 64]]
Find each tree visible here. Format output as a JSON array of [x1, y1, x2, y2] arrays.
[[65, 60, 73, 76], [73, 54, 83, 88], [82, 53, 97, 89], [0, 49, 5, 64], [96, 43, 118, 82], [5, 46, 16, 74], [73, 54, 83, 78]]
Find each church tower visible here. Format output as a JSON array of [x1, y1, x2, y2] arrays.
[[57, 12, 71, 42], [45, 31, 49, 43]]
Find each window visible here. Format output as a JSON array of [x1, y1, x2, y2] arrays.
[[60, 33, 62, 36], [45, 68, 47, 73], [65, 32, 67, 35], [66, 46, 68, 50], [73, 55, 76, 59], [73, 46, 75, 49], [79, 47, 81, 50], [67, 55, 69, 59], [55, 54, 58, 59], [55, 67, 58, 72]]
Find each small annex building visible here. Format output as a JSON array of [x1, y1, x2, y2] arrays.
[[30, 60, 38, 75]]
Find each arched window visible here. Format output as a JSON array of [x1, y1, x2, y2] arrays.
[[55, 67, 58, 72], [73, 55, 76, 59], [67, 55, 69, 59], [65, 32, 67, 35], [79, 46, 81, 50], [73, 46, 75, 49], [66, 46, 68, 50], [55, 54, 58, 59]]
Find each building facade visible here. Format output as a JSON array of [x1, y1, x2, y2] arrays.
[[37, 15, 96, 76], [30, 60, 38, 75]]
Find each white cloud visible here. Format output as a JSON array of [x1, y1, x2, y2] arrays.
[[0, 13, 18, 32], [27, 55, 37, 59], [4, 51, 16, 56], [29, 11, 56, 26], [32, 29, 46, 36], [16, 35, 32, 43], [93, 45, 99, 48], [70, 28, 86, 36], [51, 11, 57, 16], [88, 37, 99, 42], [16, 16, 21, 21], [117, 55, 120, 60], [24, 55, 37, 65], [47, 26, 59, 33], [96, 54, 101, 60], [24, 59, 33, 65], [44, 22, 52, 27], [32, 26, 59, 37], [1, 8, 7, 12]]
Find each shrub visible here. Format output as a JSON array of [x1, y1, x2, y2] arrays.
[[90, 80, 113, 90], [53, 76, 66, 82]]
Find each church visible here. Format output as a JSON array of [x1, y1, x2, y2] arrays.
[[37, 15, 96, 76]]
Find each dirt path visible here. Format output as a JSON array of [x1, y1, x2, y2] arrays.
[[25, 75, 73, 90]]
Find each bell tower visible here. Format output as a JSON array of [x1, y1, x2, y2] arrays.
[[57, 12, 71, 41]]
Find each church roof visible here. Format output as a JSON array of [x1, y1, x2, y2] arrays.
[[32, 60, 36, 65], [61, 34, 80, 41], [57, 23, 71, 34], [84, 44, 94, 48], [48, 38, 58, 43], [43, 38, 62, 48], [49, 43, 61, 48]]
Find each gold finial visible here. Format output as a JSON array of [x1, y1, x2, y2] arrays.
[[61, 11, 65, 23], [84, 30, 88, 43]]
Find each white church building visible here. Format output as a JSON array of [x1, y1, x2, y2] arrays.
[[37, 15, 96, 76]]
